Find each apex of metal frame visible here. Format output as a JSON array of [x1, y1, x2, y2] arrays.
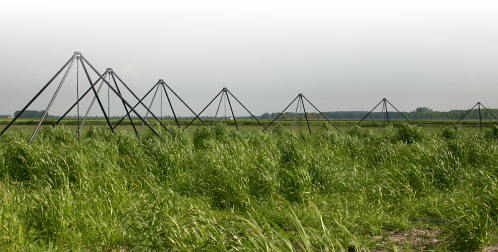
[[74, 51, 82, 56], [107, 68, 113, 72], [159, 79, 164, 82]]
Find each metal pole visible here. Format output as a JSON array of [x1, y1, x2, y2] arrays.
[[225, 91, 238, 131], [357, 99, 384, 126], [161, 84, 180, 129], [77, 57, 80, 131], [212, 91, 224, 129], [108, 75, 110, 119], [299, 96, 302, 132], [75, 72, 108, 139], [184, 89, 223, 130], [300, 95, 312, 134], [161, 85, 163, 121], [53, 73, 107, 127], [379, 100, 386, 133], [111, 72, 138, 137], [112, 82, 159, 129], [263, 95, 300, 132], [0, 54, 75, 137], [301, 95, 342, 133], [291, 97, 299, 133], [29, 57, 77, 142], [224, 90, 227, 122], [162, 81, 209, 127], [478, 102, 482, 133], [81, 57, 168, 138], [384, 99, 390, 125], [226, 90, 267, 131], [80, 60, 115, 136], [480, 103, 498, 121], [138, 84, 160, 135], [108, 71, 174, 135], [386, 100, 412, 124], [456, 102, 479, 124]]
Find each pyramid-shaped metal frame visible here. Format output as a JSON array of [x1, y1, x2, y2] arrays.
[[184, 87, 267, 131], [456, 102, 498, 132], [0, 52, 174, 141], [112, 79, 209, 135], [357, 98, 411, 129], [262, 93, 341, 134]]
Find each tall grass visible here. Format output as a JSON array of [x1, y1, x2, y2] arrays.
[[0, 123, 497, 250]]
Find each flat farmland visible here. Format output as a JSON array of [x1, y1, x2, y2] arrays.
[[1, 118, 497, 134]]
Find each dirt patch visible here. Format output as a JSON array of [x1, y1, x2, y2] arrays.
[[370, 227, 441, 251]]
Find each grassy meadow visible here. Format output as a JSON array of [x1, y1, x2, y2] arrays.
[[1, 120, 498, 251]]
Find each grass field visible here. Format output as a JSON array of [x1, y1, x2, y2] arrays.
[[1, 121, 498, 251]]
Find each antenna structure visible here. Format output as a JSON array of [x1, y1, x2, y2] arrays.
[[263, 93, 341, 134], [183, 87, 267, 131], [357, 98, 411, 131], [0, 52, 174, 141], [456, 102, 498, 133]]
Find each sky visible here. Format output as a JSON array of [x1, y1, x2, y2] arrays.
[[1, 0, 498, 118]]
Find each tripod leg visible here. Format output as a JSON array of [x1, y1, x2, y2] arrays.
[[301, 95, 342, 133], [30, 57, 77, 142], [1, 55, 75, 137], [80, 56, 165, 138], [163, 82, 209, 127], [456, 102, 478, 124], [479, 103, 482, 133], [379, 101, 385, 132], [385, 100, 390, 125], [112, 82, 159, 129], [80, 61, 115, 136], [225, 93, 238, 131], [212, 92, 224, 129], [357, 99, 384, 126], [291, 97, 299, 133], [263, 95, 299, 132], [103, 69, 173, 136], [75, 74, 108, 139], [226, 90, 268, 131], [161, 84, 180, 129], [386, 100, 411, 124], [139, 84, 160, 135], [301, 96, 312, 134], [184, 90, 223, 130], [480, 103, 498, 121], [111, 73, 138, 137]]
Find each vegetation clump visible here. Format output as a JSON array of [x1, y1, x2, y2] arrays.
[[0, 124, 498, 251]]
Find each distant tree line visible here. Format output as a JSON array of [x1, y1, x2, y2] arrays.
[[258, 107, 498, 120], [13, 110, 57, 119], [11, 107, 498, 120]]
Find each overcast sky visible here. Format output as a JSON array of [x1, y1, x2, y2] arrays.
[[1, 0, 497, 118]]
